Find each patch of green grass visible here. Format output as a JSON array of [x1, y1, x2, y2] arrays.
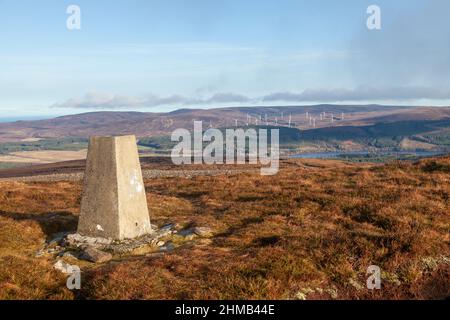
[[0, 138, 88, 154]]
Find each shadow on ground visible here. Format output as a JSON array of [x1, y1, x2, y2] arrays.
[[0, 210, 78, 241]]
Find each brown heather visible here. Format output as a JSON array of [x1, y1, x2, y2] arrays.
[[0, 157, 448, 300]]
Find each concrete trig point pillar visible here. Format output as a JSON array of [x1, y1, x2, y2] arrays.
[[77, 135, 152, 240]]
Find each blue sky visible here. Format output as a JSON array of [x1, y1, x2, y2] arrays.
[[0, 0, 449, 116]]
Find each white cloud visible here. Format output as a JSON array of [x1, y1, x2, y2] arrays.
[[262, 86, 450, 102], [50, 91, 252, 109], [51, 86, 450, 110]]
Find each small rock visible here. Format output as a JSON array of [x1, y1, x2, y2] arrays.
[[47, 240, 60, 249], [178, 228, 195, 237], [62, 251, 79, 260], [160, 241, 175, 252], [48, 232, 69, 245], [156, 241, 165, 247], [158, 228, 173, 237], [193, 227, 214, 237], [160, 223, 175, 231], [80, 247, 112, 263], [66, 233, 112, 247], [53, 260, 74, 274]]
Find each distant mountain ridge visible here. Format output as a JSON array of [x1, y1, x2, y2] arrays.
[[0, 105, 449, 143]]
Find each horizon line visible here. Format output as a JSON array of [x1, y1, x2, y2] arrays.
[[1, 103, 450, 123]]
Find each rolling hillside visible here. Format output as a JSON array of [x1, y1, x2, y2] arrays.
[[0, 106, 449, 159], [1, 105, 445, 143]]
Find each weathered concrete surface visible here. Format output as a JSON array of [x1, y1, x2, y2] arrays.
[[77, 135, 152, 240]]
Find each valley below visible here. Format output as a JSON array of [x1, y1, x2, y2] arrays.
[[1, 105, 449, 167]]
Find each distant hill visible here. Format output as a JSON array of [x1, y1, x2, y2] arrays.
[[360, 107, 450, 123], [137, 118, 450, 152], [299, 118, 450, 150], [301, 119, 450, 141], [0, 105, 449, 146]]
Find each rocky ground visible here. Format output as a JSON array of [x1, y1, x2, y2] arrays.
[[0, 169, 259, 182], [48, 225, 214, 272]]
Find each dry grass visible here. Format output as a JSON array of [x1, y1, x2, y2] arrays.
[[0, 157, 448, 300], [0, 150, 87, 164]]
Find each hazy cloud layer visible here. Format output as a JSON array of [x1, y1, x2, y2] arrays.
[[50, 92, 252, 109], [262, 87, 450, 102], [50, 92, 179, 109], [51, 86, 450, 110]]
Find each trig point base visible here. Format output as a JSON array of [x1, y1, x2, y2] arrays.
[[77, 135, 152, 240]]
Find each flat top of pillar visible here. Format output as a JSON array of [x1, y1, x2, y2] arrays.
[[89, 135, 136, 141]]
